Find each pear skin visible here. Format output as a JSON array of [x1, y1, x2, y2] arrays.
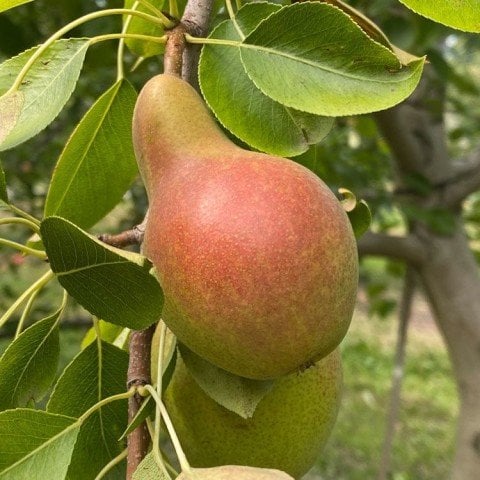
[[177, 465, 294, 479], [133, 74, 358, 379], [164, 349, 342, 479]]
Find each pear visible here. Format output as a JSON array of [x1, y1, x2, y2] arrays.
[[164, 349, 342, 479], [177, 465, 294, 479], [133, 73, 358, 379]]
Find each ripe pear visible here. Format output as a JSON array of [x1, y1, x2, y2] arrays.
[[177, 466, 294, 479], [164, 349, 342, 479], [133, 73, 358, 379]]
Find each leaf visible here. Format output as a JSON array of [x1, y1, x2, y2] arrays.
[[323, 0, 392, 45], [81, 320, 126, 349], [124, 0, 165, 58], [132, 452, 169, 480], [0, 38, 89, 151], [338, 187, 357, 212], [0, 306, 63, 410], [151, 321, 177, 386], [0, 409, 79, 480], [347, 200, 371, 239], [40, 216, 164, 330], [338, 188, 371, 238], [44, 80, 138, 229], [179, 344, 274, 419], [0, 91, 23, 145], [47, 341, 129, 480], [119, 395, 154, 440], [240, 3, 425, 116], [0, 0, 33, 13], [0, 162, 7, 203], [200, 2, 333, 157], [398, 0, 480, 33]]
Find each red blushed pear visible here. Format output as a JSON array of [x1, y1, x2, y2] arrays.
[[132, 73, 358, 380]]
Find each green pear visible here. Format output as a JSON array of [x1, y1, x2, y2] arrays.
[[177, 465, 294, 479], [133, 73, 358, 379], [163, 349, 342, 479]]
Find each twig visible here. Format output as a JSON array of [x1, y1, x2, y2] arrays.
[[357, 231, 427, 267], [126, 324, 157, 479], [164, 24, 188, 77], [180, 0, 216, 85], [377, 267, 416, 480], [98, 217, 147, 248]]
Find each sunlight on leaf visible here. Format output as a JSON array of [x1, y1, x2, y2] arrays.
[[399, 0, 480, 33]]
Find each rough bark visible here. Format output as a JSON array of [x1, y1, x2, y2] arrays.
[[370, 66, 480, 478], [126, 325, 156, 479], [417, 226, 480, 480]]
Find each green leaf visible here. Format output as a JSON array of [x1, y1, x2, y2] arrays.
[[338, 188, 371, 238], [200, 3, 333, 157], [338, 187, 357, 212], [0, 307, 62, 410], [0, 161, 7, 203], [321, 0, 392, 50], [81, 320, 126, 349], [41, 216, 164, 330], [399, 0, 480, 33], [44, 80, 138, 229], [132, 452, 169, 480], [47, 341, 129, 480], [0, 38, 89, 151], [119, 395, 154, 441], [151, 321, 177, 386], [0, 0, 32, 13], [240, 3, 425, 116], [347, 200, 371, 239], [0, 409, 79, 480], [0, 91, 23, 146], [124, 0, 165, 57], [179, 344, 274, 419]]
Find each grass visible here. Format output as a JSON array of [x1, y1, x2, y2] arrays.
[[312, 303, 457, 480]]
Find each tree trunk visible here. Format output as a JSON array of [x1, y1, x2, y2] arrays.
[[416, 224, 480, 479], [369, 66, 480, 478]]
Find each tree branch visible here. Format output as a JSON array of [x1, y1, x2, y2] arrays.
[[377, 267, 416, 480], [374, 66, 453, 186], [98, 215, 147, 249], [357, 231, 427, 266], [164, 24, 187, 77], [126, 324, 156, 479], [442, 154, 480, 207], [181, 0, 215, 86]]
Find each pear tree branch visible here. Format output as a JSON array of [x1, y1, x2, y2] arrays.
[[98, 215, 147, 249], [357, 231, 427, 266], [164, 24, 187, 77], [180, 0, 216, 85], [126, 324, 156, 479], [442, 153, 480, 207]]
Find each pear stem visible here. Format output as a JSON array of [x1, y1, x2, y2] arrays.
[[164, 25, 187, 77]]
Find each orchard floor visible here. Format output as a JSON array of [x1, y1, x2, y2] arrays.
[[307, 291, 457, 480]]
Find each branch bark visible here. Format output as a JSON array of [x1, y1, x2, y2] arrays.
[[442, 156, 480, 207], [357, 231, 427, 266], [377, 267, 416, 480], [180, 0, 215, 85], [126, 325, 156, 479]]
